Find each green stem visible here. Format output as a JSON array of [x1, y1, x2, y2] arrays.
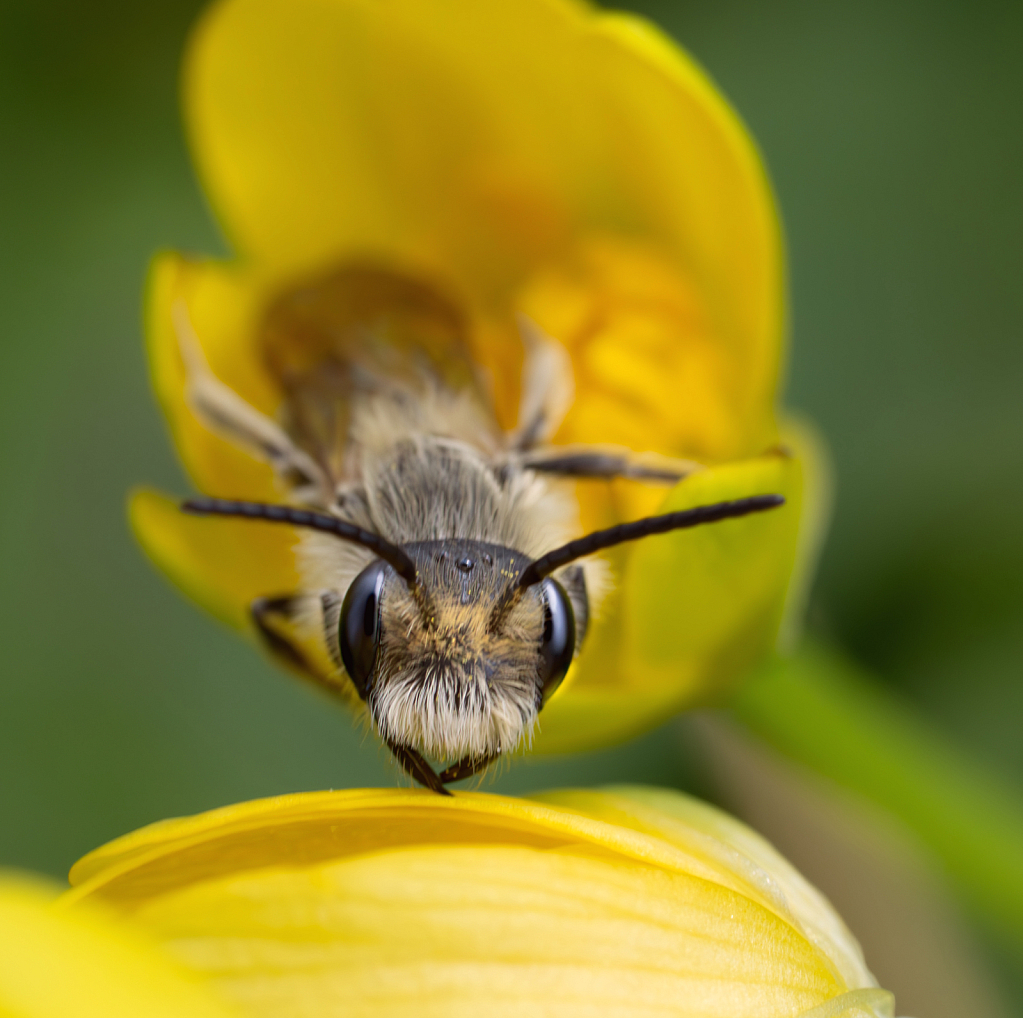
[[730, 640, 1023, 954]]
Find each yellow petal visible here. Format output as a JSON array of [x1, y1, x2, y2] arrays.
[[536, 449, 802, 753], [67, 788, 888, 1018], [532, 786, 874, 992], [775, 415, 834, 652], [130, 487, 299, 631], [132, 847, 842, 1018], [0, 872, 236, 1018], [66, 788, 776, 902], [147, 252, 281, 500], [185, 0, 781, 396], [621, 454, 801, 690], [797, 991, 897, 1018]]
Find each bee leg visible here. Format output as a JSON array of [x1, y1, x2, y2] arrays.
[[251, 594, 351, 703], [518, 445, 700, 483], [383, 737, 452, 796], [173, 300, 331, 501], [438, 753, 498, 785], [251, 595, 316, 672]]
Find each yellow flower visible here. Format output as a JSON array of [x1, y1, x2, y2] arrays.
[[65, 786, 893, 1018], [0, 871, 235, 1018], [133, 0, 809, 753]]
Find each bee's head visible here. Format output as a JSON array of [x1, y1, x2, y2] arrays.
[[182, 494, 784, 768], [339, 540, 582, 762]]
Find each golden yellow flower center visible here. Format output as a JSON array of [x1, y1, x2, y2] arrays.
[[518, 236, 741, 463]]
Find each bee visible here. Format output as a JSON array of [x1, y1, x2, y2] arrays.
[[174, 265, 782, 794]]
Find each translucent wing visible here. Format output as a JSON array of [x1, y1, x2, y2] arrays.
[[259, 264, 495, 487]]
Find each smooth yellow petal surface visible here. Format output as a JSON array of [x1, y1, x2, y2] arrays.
[[536, 449, 802, 753], [66, 788, 890, 1018], [0, 872, 236, 1018], [533, 786, 872, 992], [186, 0, 781, 429], [130, 487, 299, 631]]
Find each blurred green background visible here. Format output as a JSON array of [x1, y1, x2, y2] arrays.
[[1, 0, 1020, 1010]]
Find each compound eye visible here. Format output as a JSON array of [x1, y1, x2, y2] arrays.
[[338, 560, 387, 699], [538, 577, 576, 703]]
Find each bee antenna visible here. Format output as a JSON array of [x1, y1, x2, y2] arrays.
[[516, 494, 786, 590], [181, 497, 420, 586]]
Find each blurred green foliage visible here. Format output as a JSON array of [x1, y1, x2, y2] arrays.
[[0, 0, 1020, 994]]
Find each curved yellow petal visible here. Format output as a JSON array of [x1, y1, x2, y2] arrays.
[[775, 415, 834, 652], [147, 252, 281, 500], [533, 786, 874, 992], [130, 487, 299, 631], [67, 788, 774, 905], [66, 788, 887, 1018], [536, 450, 802, 753], [185, 0, 781, 400], [0, 872, 236, 1018], [132, 847, 841, 1018], [621, 453, 801, 689]]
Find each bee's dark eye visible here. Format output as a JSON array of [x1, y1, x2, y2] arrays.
[[538, 577, 576, 703], [339, 561, 387, 699]]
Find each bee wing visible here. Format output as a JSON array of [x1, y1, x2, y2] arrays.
[[174, 266, 496, 501], [260, 264, 495, 483]]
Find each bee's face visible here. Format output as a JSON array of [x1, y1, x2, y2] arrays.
[[338, 540, 577, 761]]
